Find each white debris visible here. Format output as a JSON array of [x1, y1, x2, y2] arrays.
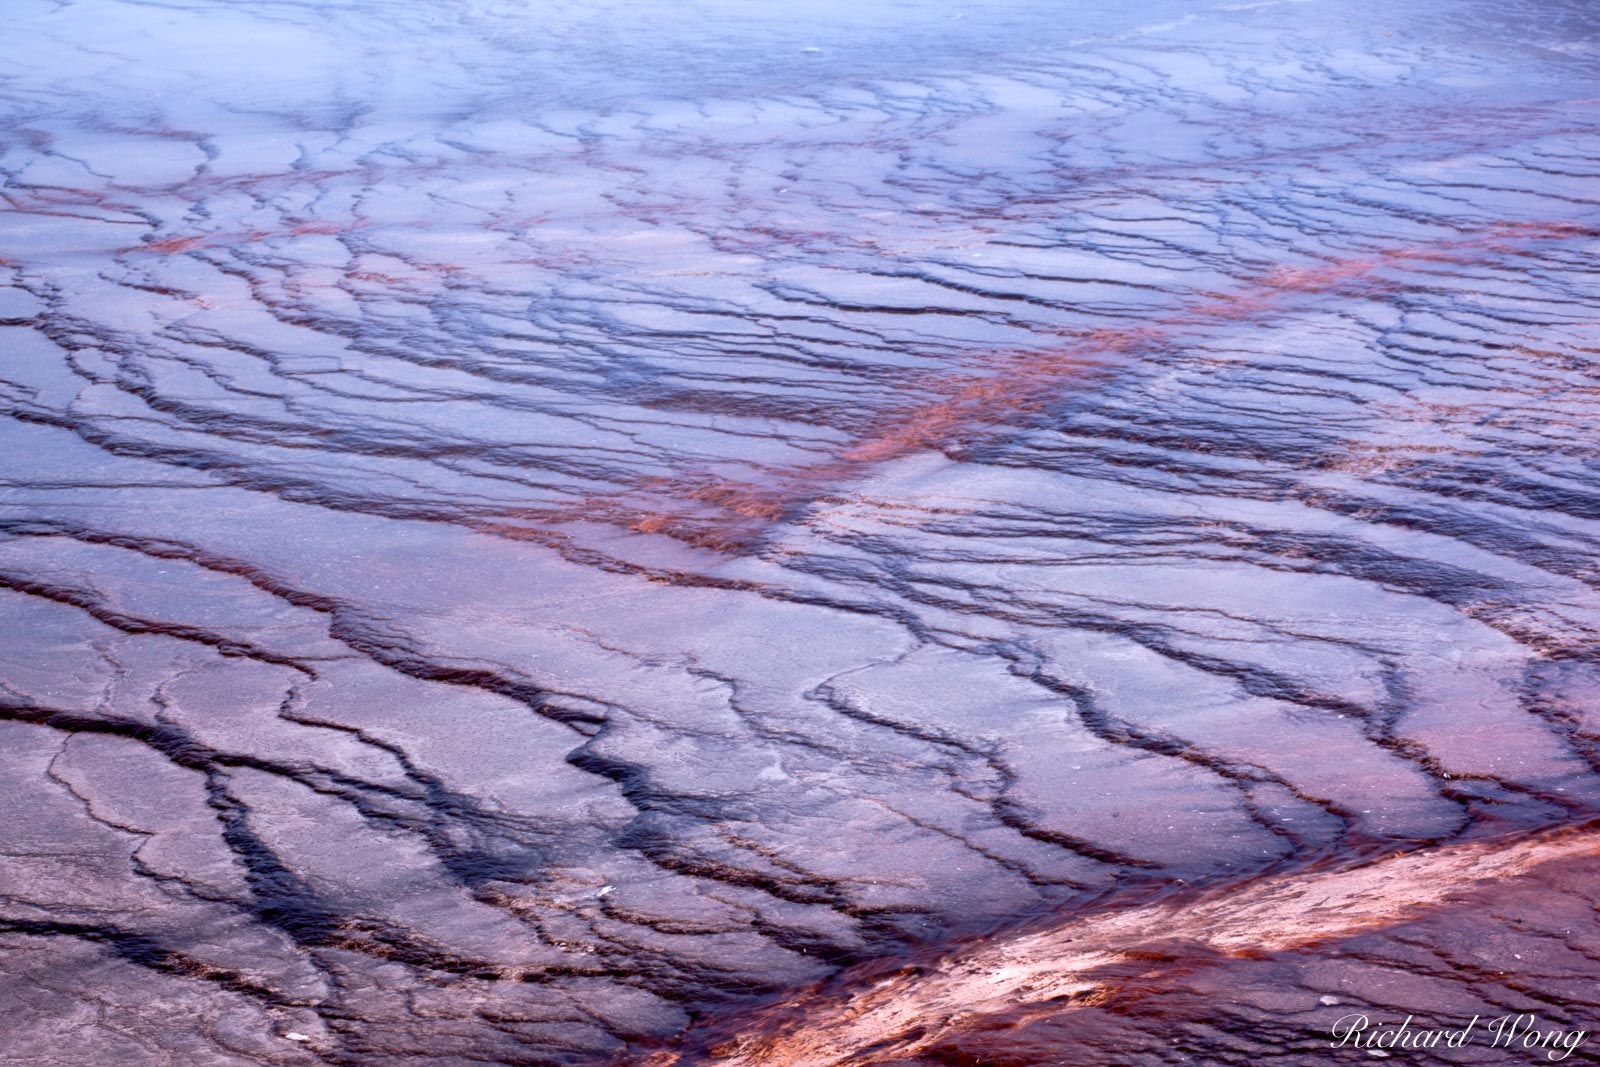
[[597, 884, 615, 897], [1318, 995, 1340, 1006], [285, 1032, 312, 1042]]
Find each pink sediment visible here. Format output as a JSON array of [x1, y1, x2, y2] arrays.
[[638, 823, 1600, 1066]]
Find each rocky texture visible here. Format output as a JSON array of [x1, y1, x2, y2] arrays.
[[652, 824, 1600, 1066], [2, 0, 1599, 1063]]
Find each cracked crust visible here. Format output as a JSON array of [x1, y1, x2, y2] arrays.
[[3, 0, 1600, 1062]]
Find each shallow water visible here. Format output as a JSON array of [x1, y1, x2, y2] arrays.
[[2, 0, 1599, 1063]]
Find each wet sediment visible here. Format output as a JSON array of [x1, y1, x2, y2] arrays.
[[2, 0, 1599, 1063]]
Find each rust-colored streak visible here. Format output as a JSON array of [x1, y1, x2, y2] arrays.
[[636, 824, 1600, 1066], [523, 220, 1596, 553], [840, 341, 1120, 464], [137, 220, 356, 254]]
